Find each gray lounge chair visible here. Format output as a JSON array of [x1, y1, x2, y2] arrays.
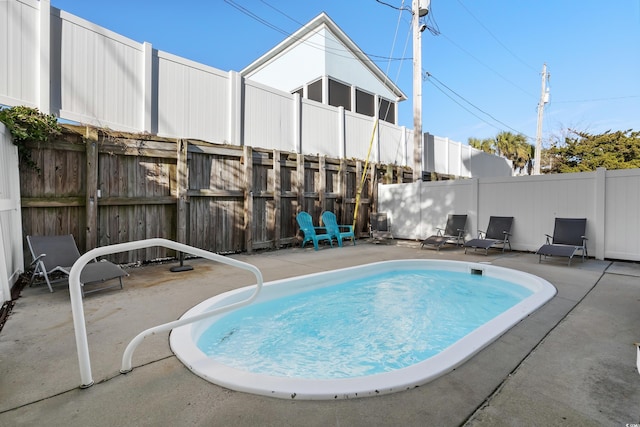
[[369, 212, 393, 242], [536, 218, 588, 266], [464, 216, 513, 255], [27, 234, 128, 296], [421, 214, 467, 250]]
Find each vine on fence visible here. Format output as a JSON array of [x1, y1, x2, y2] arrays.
[[0, 106, 62, 172]]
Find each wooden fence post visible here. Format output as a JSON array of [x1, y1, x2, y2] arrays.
[[273, 150, 281, 249], [176, 139, 188, 245], [319, 155, 326, 214], [85, 127, 99, 251], [244, 146, 253, 253]]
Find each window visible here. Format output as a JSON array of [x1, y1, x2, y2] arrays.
[[307, 79, 323, 102], [378, 98, 395, 124], [328, 78, 351, 110], [355, 89, 374, 116]]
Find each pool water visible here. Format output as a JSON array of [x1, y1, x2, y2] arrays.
[[171, 260, 556, 399], [196, 270, 532, 379]]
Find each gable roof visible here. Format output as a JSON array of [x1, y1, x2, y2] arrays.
[[241, 13, 407, 102]]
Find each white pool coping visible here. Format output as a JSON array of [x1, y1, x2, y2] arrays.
[[169, 259, 556, 400]]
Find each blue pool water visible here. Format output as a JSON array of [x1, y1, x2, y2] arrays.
[[196, 269, 532, 379], [171, 259, 556, 399]]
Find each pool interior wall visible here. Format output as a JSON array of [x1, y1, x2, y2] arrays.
[[170, 260, 557, 400]]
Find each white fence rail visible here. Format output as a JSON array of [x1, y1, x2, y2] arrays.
[[379, 168, 640, 262], [0, 123, 24, 303]]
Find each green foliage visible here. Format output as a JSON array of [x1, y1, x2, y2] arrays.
[[0, 106, 61, 171], [468, 137, 495, 154], [469, 132, 533, 174], [547, 129, 640, 173]]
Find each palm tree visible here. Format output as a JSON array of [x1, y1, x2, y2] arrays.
[[468, 137, 495, 154], [494, 132, 533, 174]]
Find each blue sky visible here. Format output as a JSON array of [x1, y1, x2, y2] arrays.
[[51, 0, 640, 146]]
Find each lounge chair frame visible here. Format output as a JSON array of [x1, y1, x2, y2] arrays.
[[536, 218, 588, 266], [421, 214, 467, 250], [27, 234, 127, 296], [464, 216, 513, 255], [321, 211, 355, 247]]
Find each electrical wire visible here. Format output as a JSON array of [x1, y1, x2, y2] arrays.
[[439, 32, 537, 99], [225, 0, 413, 64], [456, 0, 538, 73], [426, 71, 533, 139]]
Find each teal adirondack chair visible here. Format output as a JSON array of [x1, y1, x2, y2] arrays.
[[296, 212, 334, 250], [321, 211, 355, 247]]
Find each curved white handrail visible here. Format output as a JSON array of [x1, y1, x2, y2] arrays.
[[69, 238, 264, 388]]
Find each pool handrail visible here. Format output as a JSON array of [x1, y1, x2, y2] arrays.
[[68, 238, 264, 388]]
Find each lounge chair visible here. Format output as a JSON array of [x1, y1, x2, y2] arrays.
[[421, 214, 467, 250], [536, 218, 588, 266], [27, 234, 127, 296], [464, 216, 513, 255], [369, 212, 393, 242], [296, 211, 334, 250], [321, 211, 355, 247]]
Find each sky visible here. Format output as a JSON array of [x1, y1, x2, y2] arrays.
[[50, 0, 640, 147]]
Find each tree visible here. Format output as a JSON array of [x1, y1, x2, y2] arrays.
[[468, 137, 495, 154], [547, 129, 640, 173], [468, 132, 534, 174]]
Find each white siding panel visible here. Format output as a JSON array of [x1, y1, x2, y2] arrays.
[[605, 169, 640, 260], [301, 99, 339, 156], [0, 0, 39, 107], [0, 123, 23, 303], [244, 81, 294, 152], [378, 121, 406, 166], [156, 52, 229, 142], [57, 11, 143, 130], [378, 181, 421, 239], [344, 111, 373, 160]]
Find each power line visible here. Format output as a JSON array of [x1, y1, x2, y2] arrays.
[[455, 0, 538, 73], [226, 0, 413, 64], [439, 33, 536, 100], [426, 71, 532, 139]]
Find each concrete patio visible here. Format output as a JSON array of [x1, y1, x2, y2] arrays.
[[0, 240, 638, 426]]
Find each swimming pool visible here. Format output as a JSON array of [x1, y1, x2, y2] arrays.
[[170, 260, 556, 399]]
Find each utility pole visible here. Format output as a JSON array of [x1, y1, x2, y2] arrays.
[[412, 0, 429, 181], [533, 63, 549, 175]]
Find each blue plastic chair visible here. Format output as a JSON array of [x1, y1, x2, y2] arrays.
[[321, 211, 356, 247], [296, 212, 334, 250]]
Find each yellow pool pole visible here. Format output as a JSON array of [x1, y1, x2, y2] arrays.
[[352, 119, 378, 230]]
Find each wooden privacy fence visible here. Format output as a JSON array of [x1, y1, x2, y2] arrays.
[[20, 126, 412, 265]]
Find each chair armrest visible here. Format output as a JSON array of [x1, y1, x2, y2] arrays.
[[30, 253, 46, 266], [544, 234, 552, 244], [338, 224, 354, 232]]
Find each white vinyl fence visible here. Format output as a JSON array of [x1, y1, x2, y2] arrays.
[[0, 123, 24, 303], [0, 0, 512, 179], [379, 167, 640, 262]]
